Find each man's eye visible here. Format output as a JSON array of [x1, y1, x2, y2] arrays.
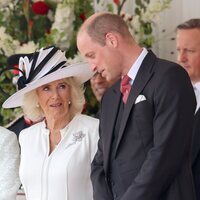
[[90, 55, 95, 59], [87, 54, 95, 59], [187, 49, 195, 53]]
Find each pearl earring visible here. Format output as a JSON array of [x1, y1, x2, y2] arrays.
[[36, 104, 40, 108], [68, 101, 71, 105]]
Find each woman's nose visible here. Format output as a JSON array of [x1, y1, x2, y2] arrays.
[[51, 89, 59, 99]]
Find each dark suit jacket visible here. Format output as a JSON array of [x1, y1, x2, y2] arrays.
[[192, 108, 200, 200], [8, 116, 30, 138], [91, 51, 196, 200]]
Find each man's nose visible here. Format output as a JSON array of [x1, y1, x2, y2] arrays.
[[177, 51, 187, 63], [90, 63, 97, 72]]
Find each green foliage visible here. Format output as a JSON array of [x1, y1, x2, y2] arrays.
[[0, 0, 95, 126], [102, 0, 172, 49], [66, 0, 94, 58], [83, 81, 99, 117], [133, 0, 172, 48]]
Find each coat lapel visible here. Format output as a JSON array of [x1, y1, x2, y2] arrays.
[[115, 51, 156, 154], [103, 81, 122, 172]]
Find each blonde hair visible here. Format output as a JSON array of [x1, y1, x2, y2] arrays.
[[22, 77, 85, 121]]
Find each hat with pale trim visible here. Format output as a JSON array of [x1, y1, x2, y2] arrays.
[[3, 46, 93, 108]]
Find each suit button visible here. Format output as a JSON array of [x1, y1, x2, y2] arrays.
[[105, 177, 110, 182], [113, 193, 118, 199]]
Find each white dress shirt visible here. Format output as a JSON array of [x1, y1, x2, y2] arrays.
[[193, 82, 200, 113], [127, 48, 148, 85], [19, 114, 99, 200]]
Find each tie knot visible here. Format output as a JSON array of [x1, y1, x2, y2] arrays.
[[121, 75, 131, 87], [120, 75, 131, 104]]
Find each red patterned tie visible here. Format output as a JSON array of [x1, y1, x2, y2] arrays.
[[120, 75, 131, 104]]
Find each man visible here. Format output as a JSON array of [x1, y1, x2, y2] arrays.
[[90, 73, 118, 118], [176, 18, 200, 200], [77, 12, 196, 200], [90, 73, 117, 102]]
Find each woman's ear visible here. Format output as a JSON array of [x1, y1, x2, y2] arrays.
[[105, 32, 118, 48]]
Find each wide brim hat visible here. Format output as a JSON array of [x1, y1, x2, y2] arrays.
[[3, 46, 94, 108]]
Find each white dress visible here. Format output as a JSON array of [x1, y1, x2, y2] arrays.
[[19, 114, 99, 200], [0, 126, 20, 200]]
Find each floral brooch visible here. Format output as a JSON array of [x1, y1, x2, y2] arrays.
[[72, 131, 85, 143]]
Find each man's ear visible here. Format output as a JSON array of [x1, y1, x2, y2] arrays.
[[105, 32, 118, 48]]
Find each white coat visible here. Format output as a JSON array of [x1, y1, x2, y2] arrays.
[[19, 114, 99, 200]]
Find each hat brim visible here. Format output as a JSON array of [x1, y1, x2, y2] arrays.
[[3, 62, 93, 108]]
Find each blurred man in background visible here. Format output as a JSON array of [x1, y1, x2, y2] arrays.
[[176, 18, 200, 200]]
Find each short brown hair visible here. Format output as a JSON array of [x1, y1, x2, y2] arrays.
[[87, 13, 131, 46], [177, 18, 200, 30]]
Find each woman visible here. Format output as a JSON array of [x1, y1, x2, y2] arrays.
[[0, 127, 20, 200], [3, 46, 99, 200]]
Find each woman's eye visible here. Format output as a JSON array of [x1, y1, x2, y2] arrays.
[[59, 84, 66, 89], [42, 86, 49, 91]]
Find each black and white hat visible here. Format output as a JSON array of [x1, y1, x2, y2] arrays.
[[3, 46, 93, 108]]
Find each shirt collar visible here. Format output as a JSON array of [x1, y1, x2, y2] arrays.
[[193, 82, 200, 91], [42, 115, 78, 139], [127, 48, 148, 84], [192, 82, 200, 113]]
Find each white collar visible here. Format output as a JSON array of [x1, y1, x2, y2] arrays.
[[193, 82, 200, 91], [193, 82, 200, 113], [127, 48, 148, 84]]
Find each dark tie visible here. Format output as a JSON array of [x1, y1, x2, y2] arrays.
[[120, 75, 131, 104]]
